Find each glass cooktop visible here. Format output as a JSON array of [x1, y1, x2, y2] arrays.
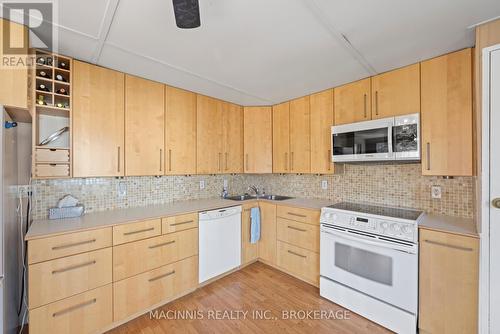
[[327, 202, 424, 221]]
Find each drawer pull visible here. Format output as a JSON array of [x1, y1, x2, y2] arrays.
[[149, 240, 176, 249], [123, 227, 155, 236], [287, 250, 307, 258], [52, 260, 96, 274], [171, 220, 194, 226], [52, 298, 97, 317], [52, 239, 96, 250], [424, 239, 473, 252], [287, 212, 307, 218], [287, 225, 307, 232], [149, 270, 176, 282]]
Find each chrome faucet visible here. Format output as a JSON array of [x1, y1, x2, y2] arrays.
[[248, 185, 259, 197]]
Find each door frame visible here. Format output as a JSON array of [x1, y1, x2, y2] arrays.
[[480, 43, 500, 334]]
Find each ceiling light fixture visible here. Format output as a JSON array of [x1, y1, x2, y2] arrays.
[[172, 0, 201, 29]]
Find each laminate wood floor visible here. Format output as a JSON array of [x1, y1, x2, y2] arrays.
[[109, 262, 392, 334]]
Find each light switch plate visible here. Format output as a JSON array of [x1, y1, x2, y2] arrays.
[[223, 179, 228, 188], [199, 180, 205, 190], [321, 180, 328, 190], [118, 182, 127, 197], [431, 186, 442, 199]]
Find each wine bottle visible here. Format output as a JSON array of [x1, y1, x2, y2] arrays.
[[56, 87, 67, 95], [37, 95, 46, 106], [55, 74, 66, 82], [38, 84, 50, 92], [58, 61, 67, 69], [36, 57, 45, 65], [38, 70, 51, 79]]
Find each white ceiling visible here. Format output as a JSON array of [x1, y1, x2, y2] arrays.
[[3, 0, 500, 105]]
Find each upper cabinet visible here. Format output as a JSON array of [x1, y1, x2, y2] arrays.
[[73, 61, 125, 177], [272, 102, 290, 173], [196, 95, 222, 174], [421, 48, 473, 176], [125, 75, 164, 176], [310, 89, 334, 174], [0, 19, 29, 111], [165, 86, 197, 175], [371, 63, 420, 119], [221, 101, 243, 173], [244, 107, 272, 173], [289, 96, 311, 173], [334, 78, 371, 125]]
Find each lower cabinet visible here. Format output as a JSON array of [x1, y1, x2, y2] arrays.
[[258, 202, 277, 265], [113, 256, 198, 322], [419, 228, 479, 334], [241, 202, 259, 265], [277, 241, 319, 286]]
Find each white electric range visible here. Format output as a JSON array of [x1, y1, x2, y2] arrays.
[[319, 202, 424, 334]]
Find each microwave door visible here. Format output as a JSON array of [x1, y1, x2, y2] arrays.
[[333, 124, 393, 162]]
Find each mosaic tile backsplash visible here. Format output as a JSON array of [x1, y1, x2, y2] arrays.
[[31, 163, 474, 220]]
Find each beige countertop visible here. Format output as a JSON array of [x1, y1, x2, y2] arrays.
[[26, 197, 333, 240], [419, 214, 478, 238]]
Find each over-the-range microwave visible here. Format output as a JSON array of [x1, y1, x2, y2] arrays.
[[331, 113, 420, 162]]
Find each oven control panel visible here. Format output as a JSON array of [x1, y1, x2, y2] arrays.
[[320, 209, 417, 243]]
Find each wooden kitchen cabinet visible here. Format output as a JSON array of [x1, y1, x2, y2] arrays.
[[221, 101, 244, 173], [241, 202, 259, 265], [73, 61, 125, 177], [421, 48, 473, 176], [272, 102, 290, 173], [258, 202, 277, 265], [334, 78, 371, 125], [243, 106, 273, 173], [371, 63, 420, 119], [310, 89, 334, 174], [419, 228, 479, 334], [289, 96, 311, 173], [165, 86, 197, 175], [125, 75, 164, 176], [197, 95, 223, 174]]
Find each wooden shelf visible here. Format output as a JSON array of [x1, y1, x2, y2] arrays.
[[36, 105, 70, 117]]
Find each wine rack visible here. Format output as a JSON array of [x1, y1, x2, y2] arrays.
[[31, 49, 73, 179]]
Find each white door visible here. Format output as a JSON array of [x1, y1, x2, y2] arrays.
[[489, 47, 500, 334]]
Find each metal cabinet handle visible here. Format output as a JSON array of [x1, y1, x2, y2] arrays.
[[52, 239, 96, 250], [291, 152, 294, 171], [328, 150, 331, 171], [117, 147, 121, 172], [423, 239, 473, 252], [375, 91, 379, 116], [287, 212, 306, 218], [288, 250, 307, 258], [225, 152, 228, 171], [493, 198, 500, 209], [52, 260, 96, 274], [426, 143, 431, 171], [363, 94, 367, 118], [149, 270, 176, 282], [285, 152, 288, 171], [287, 225, 307, 232], [171, 220, 194, 226], [218, 152, 222, 172], [245, 154, 249, 171], [159, 149, 163, 172], [168, 149, 172, 172], [148, 240, 175, 249], [52, 298, 97, 317], [123, 227, 155, 236]]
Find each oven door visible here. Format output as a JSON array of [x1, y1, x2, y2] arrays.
[[332, 118, 394, 162], [320, 226, 418, 313], [393, 113, 420, 160]]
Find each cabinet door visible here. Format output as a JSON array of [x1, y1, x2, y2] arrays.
[[73, 61, 124, 177], [272, 102, 290, 173], [310, 89, 334, 174], [221, 101, 243, 173], [334, 78, 371, 125], [0, 19, 28, 109], [125, 75, 164, 176], [290, 96, 311, 173], [371, 63, 420, 119], [197, 95, 222, 174], [241, 203, 259, 265], [419, 229, 479, 334], [421, 49, 473, 176], [243, 107, 273, 173], [258, 202, 277, 265], [165, 86, 197, 175]]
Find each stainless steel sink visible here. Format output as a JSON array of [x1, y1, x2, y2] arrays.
[[258, 195, 294, 201], [226, 194, 255, 201], [226, 194, 293, 201]]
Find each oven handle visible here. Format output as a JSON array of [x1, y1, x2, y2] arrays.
[[321, 228, 417, 254]]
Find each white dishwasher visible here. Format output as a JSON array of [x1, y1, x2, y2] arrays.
[[198, 206, 242, 283]]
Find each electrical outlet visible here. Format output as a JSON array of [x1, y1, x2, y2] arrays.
[[223, 179, 228, 188], [431, 186, 442, 199], [199, 180, 205, 190], [118, 182, 127, 197], [321, 180, 328, 190]]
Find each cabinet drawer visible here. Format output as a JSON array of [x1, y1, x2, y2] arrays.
[[29, 248, 112, 309], [277, 218, 319, 252], [28, 228, 112, 264], [35, 148, 70, 163], [276, 206, 320, 225], [29, 284, 112, 334], [113, 256, 198, 321], [35, 164, 70, 178], [113, 228, 198, 281], [162, 212, 198, 234], [112, 219, 161, 245], [277, 241, 319, 285]]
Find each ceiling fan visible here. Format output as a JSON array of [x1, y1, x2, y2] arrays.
[[172, 0, 201, 29]]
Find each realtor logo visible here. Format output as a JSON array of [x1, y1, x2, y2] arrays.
[[1, 0, 58, 55]]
